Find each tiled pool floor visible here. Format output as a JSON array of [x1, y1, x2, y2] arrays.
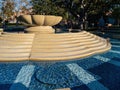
[[0, 38, 120, 90]]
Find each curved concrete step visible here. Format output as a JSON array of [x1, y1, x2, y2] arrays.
[[30, 31, 111, 61], [0, 33, 34, 61], [0, 57, 29, 61], [30, 44, 111, 61], [32, 41, 104, 49], [34, 33, 93, 38], [0, 53, 30, 57], [33, 38, 100, 44], [0, 49, 31, 53], [31, 42, 108, 56], [33, 35, 101, 44], [0, 45, 32, 49], [0, 31, 111, 61], [33, 38, 101, 45], [0, 38, 33, 42], [2, 33, 34, 36], [32, 44, 106, 53], [0, 42, 32, 45]]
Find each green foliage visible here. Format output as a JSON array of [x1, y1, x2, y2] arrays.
[[15, 0, 32, 11], [30, 0, 119, 29], [1, 0, 15, 18], [30, 0, 66, 17], [112, 7, 120, 19]]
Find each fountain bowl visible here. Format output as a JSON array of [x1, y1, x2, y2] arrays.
[[18, 15, 62, 33], [18, 15, 62, 26]]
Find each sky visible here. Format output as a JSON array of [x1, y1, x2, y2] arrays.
[[14, 0, 32, 11], [0, 0, 32, 12]]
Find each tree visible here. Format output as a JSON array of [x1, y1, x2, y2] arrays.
[[1, 0, 15, 18], [54, 0, 97, 29], [31, 0, 120, 29], [109, 0, 120, 26], [30, 0, 66, 16], [14, 0, 31, 12], [54, 0, 120, 28]]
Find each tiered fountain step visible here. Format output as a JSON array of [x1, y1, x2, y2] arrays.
[[0, 33, 34, 61], [30, 31, 111, 61], [0, 14, 111, 62], [0, 31, 111, 62]]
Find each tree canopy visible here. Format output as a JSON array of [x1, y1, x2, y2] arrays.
[[0, 0, 31, 19], [31, 0, 119, 21], [0, 0, 15, 18], [0, 0, 119, 27]]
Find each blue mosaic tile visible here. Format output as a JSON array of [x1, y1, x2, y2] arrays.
[[0, 61, 28, 84]]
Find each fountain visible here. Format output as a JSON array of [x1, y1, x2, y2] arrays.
[[18, 15, 111, 61], [17, 15, 111, 84], [0, 15, 111, 85], [18, 15, 62, 33]]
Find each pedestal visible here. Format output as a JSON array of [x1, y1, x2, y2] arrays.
[[25, 26, 55, 34]]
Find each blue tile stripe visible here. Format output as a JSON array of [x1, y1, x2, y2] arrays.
[[66, 63, 108, 90], [112, 45, 120, 48], [93, 55, 120, 67], [109, 50, 120, 54], [10, 65, 35, 90]]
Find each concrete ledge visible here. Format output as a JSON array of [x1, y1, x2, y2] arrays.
[[0, 31, 111, 62]]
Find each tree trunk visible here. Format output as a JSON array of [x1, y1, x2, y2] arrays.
[[83, 12, 88, 30]]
